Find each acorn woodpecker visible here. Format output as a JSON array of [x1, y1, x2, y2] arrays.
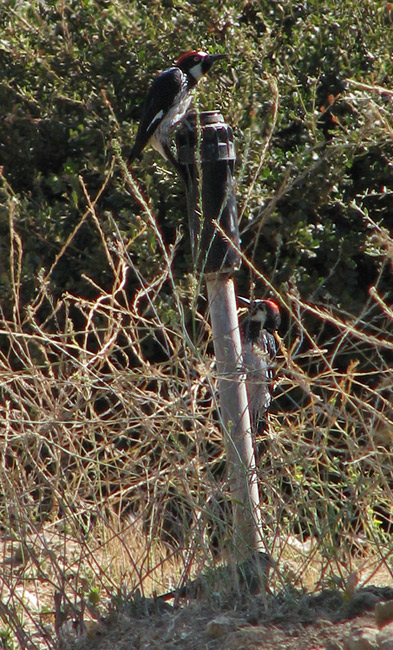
[[129, 51, 227, 169], [238, 297, 281, 440]]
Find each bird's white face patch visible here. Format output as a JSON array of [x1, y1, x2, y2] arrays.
[[147, 109, 164, 133], [188, 61, 204, 81], [251, 307, 267, 325]]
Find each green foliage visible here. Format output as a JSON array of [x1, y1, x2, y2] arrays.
[[0, 0, 391, 312]]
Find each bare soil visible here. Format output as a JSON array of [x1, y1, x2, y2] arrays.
[[73, 584, 393, 650]]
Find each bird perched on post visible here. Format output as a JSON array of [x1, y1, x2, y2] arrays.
[[129, 50, 227, 170], [238, 297, 281, 442]]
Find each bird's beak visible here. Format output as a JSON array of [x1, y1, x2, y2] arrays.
[[237, 296, 251, 306], [208, 53, 228, 64], [200, 53, 228, 75], [205, 53, 228, 71]]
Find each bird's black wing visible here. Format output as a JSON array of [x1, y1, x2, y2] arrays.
[[129, 67, 184, 162]]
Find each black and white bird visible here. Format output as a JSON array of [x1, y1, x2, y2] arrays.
[[129, 50, 227, 168], [238, 297, 281, 439]]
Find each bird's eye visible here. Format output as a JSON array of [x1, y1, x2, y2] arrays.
[[193, 56, 200, 62]]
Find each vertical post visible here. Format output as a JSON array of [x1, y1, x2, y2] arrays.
[[206, 275, 263, 556], [176, 111, 263, 559]]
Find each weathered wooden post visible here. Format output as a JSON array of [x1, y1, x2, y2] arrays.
[[176, 111, 264, 560]]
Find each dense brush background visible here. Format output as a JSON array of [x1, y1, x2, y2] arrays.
[[0, 0, 393, 647]]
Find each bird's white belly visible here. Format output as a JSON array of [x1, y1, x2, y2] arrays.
[[242, 343, 271, 416], [150, 92, 193, 157]]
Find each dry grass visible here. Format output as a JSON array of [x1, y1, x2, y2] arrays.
[[0, 159, 393, 648]]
